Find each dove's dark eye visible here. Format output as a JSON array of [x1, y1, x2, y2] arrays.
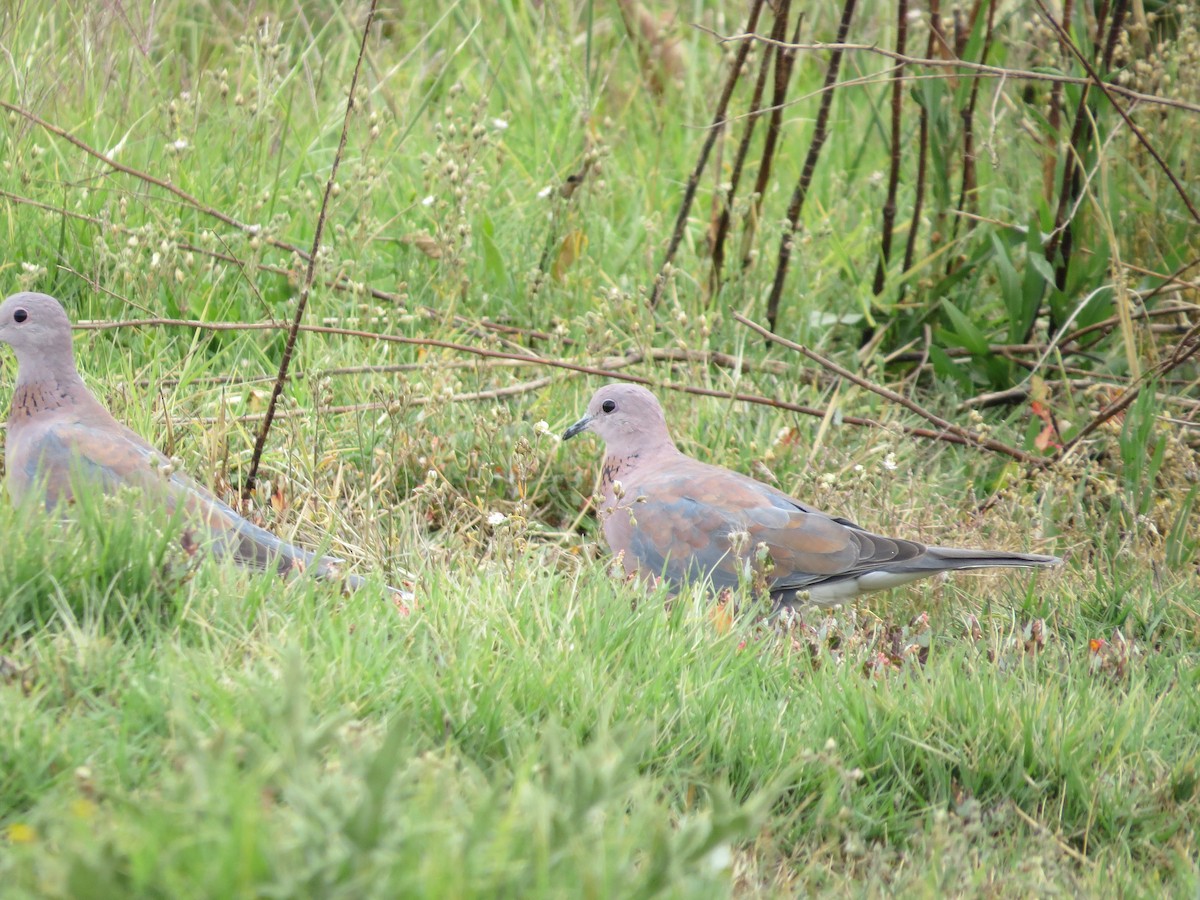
[[601, 399, 616, 413], [13, 308, 28, 324]]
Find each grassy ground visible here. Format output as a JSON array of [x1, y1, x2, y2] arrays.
[[1, 1, 1198, 896]]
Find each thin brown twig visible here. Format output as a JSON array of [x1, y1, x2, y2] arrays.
[[67, 314, 979, 451], [170, 242, 561, 350], [960, 380, 1200, 412], [709, 0, 782, 292], [1041, 0, 1124, 337], [0, 100, 308, 260], [0, 110, 564, 353], [765, 0, 858, 331], [1000, 353, 1123, 380], [945, 0, 998, 259], [700, 35, 1200, 116], [2, 180, 562, 352], [733, 312, 1050, 467], [1042, 0, 1073, 204], [141, 347, 794, 391], [74, 316, 785, 383], [144, 360, 540, 390], [648, 0, 766, 307], [747, 3, 803, 267], [244, 0, 380, 496], [873, 0, 908, 297], [943, 208, 1200, 302], [1132, 257, 1200, 321], [182, 377, 558, 424], [84, 313, 1087, 372], [902, 0, 939, 290], [0, 188, 102, 225], [71, 316, 653, 378], [1061, 321, 1200, 455], [1061, 304, 1197, 346], [1033, 0, 1200, 225]]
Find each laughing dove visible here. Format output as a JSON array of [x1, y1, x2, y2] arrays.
[[0, 291, 378, 592], [563, 383, 1060, 606]]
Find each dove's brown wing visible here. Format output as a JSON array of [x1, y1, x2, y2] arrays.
[[604, 462, 928, 595], [18, 415, 352, 581]]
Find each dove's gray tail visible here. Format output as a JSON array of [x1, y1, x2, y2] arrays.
[[799, 546, 1061, 605], [191, 490, 388, 595], [916, 546, 1062, 571]]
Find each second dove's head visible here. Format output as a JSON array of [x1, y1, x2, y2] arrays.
[[562, 383, 673, 451], [0, 292, 75, 364]]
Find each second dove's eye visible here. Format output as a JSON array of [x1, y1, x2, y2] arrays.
[[601, 399, 616, 413], [13, 309, 28, 323]]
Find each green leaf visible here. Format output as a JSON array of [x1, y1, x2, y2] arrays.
[[479, 214, 508, 284], [939, 299, 990, 355], [929, 344, 973, 392], [1027, 251, 1056, 286]]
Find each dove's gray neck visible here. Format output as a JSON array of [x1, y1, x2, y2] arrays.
[[8, 346, 90, 423]]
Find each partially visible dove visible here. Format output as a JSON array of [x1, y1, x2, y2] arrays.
[[563, 383, 1060, 606], [0, 291, 387, 594]]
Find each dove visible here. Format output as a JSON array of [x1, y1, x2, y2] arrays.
[[562, 383, 1060, 607], [0, 291, 387, 594]]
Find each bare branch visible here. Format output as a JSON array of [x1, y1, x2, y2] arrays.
[[733, 312, 1050, 467], [699, 34, 1200, 116], [244, 0, 380, 495], [1032, 0, 1200, 225], [648, 0, 766, 307]]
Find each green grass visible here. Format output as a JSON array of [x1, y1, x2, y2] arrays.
[[2, 0, 1199, 895]]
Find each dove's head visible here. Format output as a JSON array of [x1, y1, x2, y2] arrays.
[[0, 292, 78, 374], [562, 383, 676, 454]]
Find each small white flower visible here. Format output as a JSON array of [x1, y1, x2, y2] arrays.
[[421, 194, 435, 206], [490, 118, 509, 131], [882, 452, 898, 471], [487, 511, 507, 526], [703, 843, 732, 873], [537, 185, 553, 200], [172, 138, 188, 151]]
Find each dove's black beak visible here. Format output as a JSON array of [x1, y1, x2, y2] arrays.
[[561, 414, 593, 441]]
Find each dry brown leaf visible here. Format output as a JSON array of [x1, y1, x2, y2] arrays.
[[402, 232, 443, 259], [552, 229, 587, 281]]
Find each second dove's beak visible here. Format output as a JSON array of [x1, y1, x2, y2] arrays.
[[561, 414, 593, 441]]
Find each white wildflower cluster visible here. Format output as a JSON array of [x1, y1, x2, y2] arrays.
[[18, 262, 47, 289]]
